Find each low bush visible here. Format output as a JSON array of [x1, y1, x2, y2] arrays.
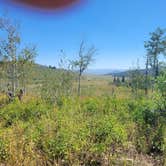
[[0, 95, 165, 164]]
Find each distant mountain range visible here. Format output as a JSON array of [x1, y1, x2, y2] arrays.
[[85, 69, 127, 75], [85, 68, 154, 77], [35, 65, 164, 77], [106, 69, 150, 77], [106, 69, 159, 77]]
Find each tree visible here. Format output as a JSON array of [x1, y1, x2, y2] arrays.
[[41, 52, 75, 103], [113, 76, 116, 84], [144, 28, 166, 79], [0, 16, 20, 94], [121, 75, 125, 83], [17, 45, 37, 93], [116, 77, 121, 86], [128, 61, 145, 97], [0, 15, 37, 96], [145, 53, 150, 95], [72, 41, 96, 96]]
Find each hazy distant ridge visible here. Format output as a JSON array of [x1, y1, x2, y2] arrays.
[[85, 69, 126, 75]]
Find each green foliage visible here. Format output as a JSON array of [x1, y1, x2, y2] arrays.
[[1, 14, 166, 165], [155, 70, 166, 108], [41, 56, 75, 104], [145, 28, 166, 78], [113, 77, 121, 86], [71, 41, 96, 96], [128, 99, 166, 155], [82, 98, 99, 115], [0, 138, 9, 161], [129, 69, 145, 96], [0, 94, 165, 164], [89, 116, 127, 147], [0, 99, 51, 127], [0, 15, 36, 95], [44, 135, 68, 160]]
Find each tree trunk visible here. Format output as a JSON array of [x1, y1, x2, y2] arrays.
[[77, 73, 81, 96], [155, 59, 159, 79], [145, 57, 148, 95], [11, 62, 16, 95]]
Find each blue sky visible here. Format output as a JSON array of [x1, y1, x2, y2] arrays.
[[1, 0, 166, 69]]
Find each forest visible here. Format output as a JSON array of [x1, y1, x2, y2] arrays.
[[0, 14, 166, 166]]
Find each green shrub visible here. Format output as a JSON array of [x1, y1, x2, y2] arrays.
[[82, 113, 127, 159], [0, 138, 9, 161], [44, 135, 68, 160], [0, 100, 51, 127], [82, 98, 99, 115], [0, 94, 165, 164], [156, 71, 166, 107]]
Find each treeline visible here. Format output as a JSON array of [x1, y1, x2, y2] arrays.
[[111, 28, 166, 106]]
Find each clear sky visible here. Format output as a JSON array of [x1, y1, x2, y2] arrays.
[[1, 0, 166, 69]]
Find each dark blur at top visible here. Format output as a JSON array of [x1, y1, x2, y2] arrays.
[[3, 0, 84, 12]]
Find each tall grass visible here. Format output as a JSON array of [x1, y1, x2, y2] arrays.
[[0, 94, 165, 165]]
